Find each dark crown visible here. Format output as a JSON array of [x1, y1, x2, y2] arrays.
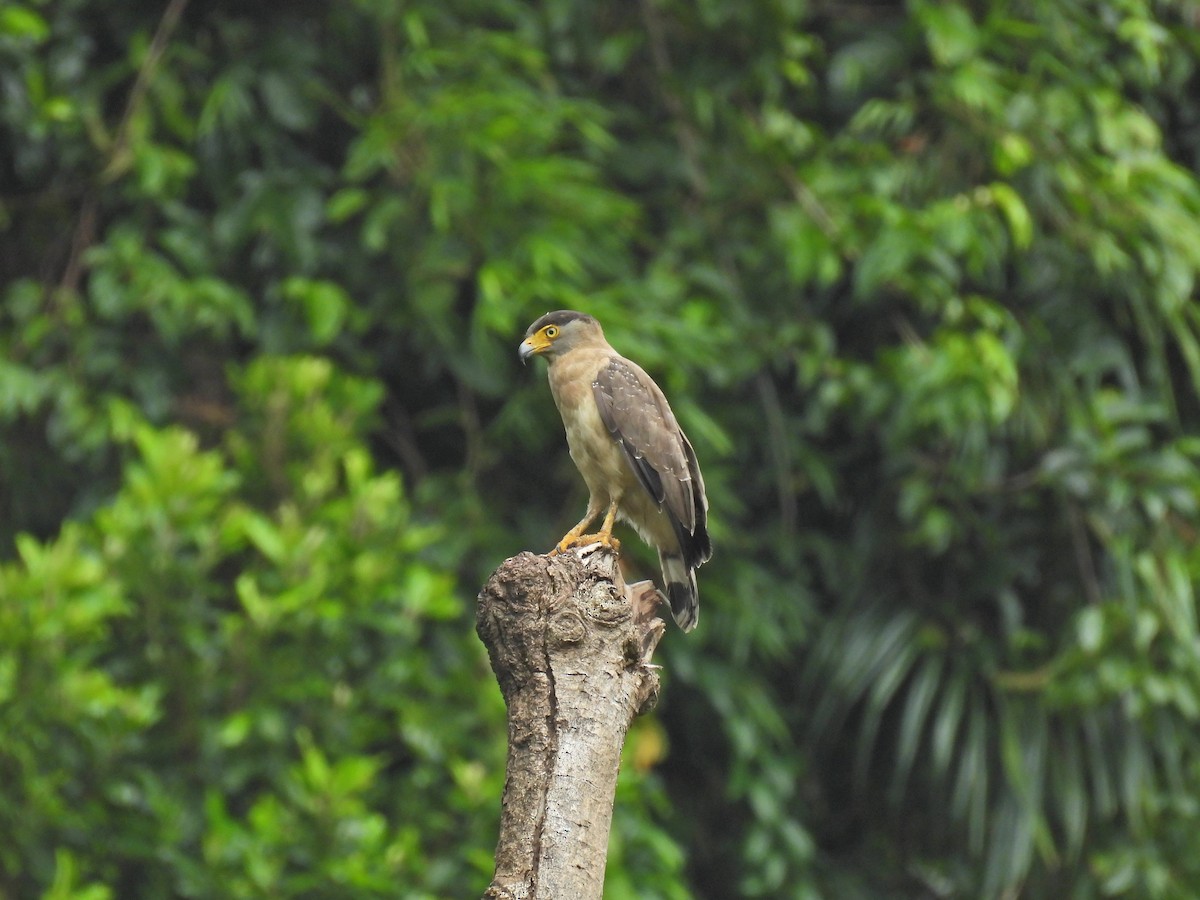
[[525, 310, 597, 336]]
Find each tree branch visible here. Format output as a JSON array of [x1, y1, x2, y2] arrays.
[[476, 547, 665, 900]]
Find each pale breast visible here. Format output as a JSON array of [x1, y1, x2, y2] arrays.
[[548, 351, 638, 503]]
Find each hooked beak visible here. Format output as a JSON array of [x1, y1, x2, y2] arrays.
[[518, 334, 550, 365]]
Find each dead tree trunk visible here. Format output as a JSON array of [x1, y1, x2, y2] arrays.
[[476, 546, 665, 900]]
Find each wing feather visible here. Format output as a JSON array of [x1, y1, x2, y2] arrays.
[[679, 430, 712, 566], [592, 357, 706, 555]]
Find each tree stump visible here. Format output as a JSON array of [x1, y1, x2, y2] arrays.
[[476, 545, 666, 900]]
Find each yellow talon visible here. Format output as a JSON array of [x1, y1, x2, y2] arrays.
[[575, 532, 621, 552], [550, 498, 621, 554]]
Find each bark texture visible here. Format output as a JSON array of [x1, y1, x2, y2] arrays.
[[476, 545, 665, 900]]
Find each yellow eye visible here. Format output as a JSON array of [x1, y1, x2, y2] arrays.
[[544, 325, 559, 338]]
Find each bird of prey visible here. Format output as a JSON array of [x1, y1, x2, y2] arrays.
[[519, 310, 711, 631]]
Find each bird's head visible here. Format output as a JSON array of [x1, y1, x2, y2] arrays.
[[518, 310, 603, 364]]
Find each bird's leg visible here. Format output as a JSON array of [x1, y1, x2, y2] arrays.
[[577, 497, 622, 552], [553, 497, 603, 554]]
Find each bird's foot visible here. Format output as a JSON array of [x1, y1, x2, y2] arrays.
[[573, 531, 621, 553], [551, 533, 619, 555], [550, 535, 581, 555], [549, 532, 620, 555], [550, 520, 619, 555]]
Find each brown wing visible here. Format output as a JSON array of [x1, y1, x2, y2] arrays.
[[592, 357, 711, 567]]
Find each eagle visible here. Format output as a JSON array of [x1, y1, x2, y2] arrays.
[[519, 310, 711, 631]]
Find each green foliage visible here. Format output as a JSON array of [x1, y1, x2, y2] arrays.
[[1, 360, 504, 896], [3, 0, 1200, 897]]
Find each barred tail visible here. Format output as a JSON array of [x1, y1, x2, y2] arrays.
[[660, 552, 699, 632]]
